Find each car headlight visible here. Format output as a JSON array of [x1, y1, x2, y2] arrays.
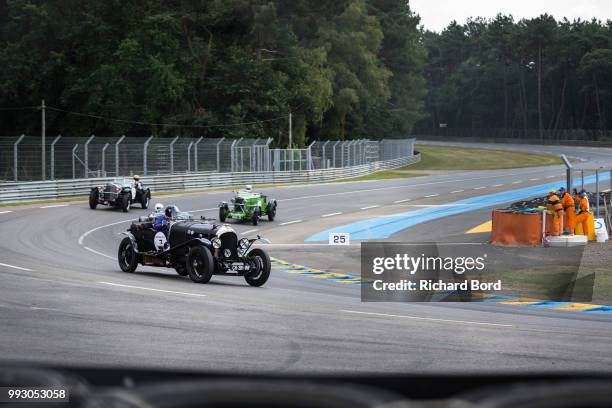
[[239, 238, 250, 250], [212, 237, 222, 249]]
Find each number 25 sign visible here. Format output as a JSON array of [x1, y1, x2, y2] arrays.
[[329, 232, 350, 245]]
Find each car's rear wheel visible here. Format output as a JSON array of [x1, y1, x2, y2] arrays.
[[118, 237, 138, 273], [89, 189, 98, 210], [245, 248, 270, 287], [267, 203, 275, 221], [219, 205, 226, 222], [121, 194, 130, 212], [252, 208, 259, 226], [187, 246, 214, 283]]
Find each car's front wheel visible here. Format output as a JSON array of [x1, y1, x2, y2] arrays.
[[118, 237, 138, 273], [252, 208, 259, 226], [89, 189, 98, 210], [187, 246, 214, 283], [121, 194, 130, 212], [245, 248, 270, 287], [219, 205, 227, 222], [267, 203, 275, 221]]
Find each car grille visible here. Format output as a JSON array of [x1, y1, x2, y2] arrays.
[[234, 197, 244, 211], [103, 187, 118, 202], [219, 232, 238, 259]]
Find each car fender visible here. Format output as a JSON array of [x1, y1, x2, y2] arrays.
[[119, 232, 140, 253], [219, 201, 228, 208], [195, 237, 213, 248]]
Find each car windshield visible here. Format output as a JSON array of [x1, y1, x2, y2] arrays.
[[112, 177, 132, 187], [2, 0, 612, 396]]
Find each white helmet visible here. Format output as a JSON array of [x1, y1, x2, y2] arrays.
[[245, 185, 253, 191], [155, 203, 164, 212]]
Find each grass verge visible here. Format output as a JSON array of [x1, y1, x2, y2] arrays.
[[404, 144, 561, 171], [337, 170, 425, 182]]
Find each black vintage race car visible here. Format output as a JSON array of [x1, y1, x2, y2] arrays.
[[90, 177, 151, 212], [117, 217, 271, 286]]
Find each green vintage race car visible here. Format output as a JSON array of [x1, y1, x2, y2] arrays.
[[219, 185, 277, 226]]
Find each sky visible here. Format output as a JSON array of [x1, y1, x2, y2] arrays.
[[410, 0, 612, 32]]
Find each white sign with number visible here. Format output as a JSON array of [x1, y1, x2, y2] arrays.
[[329, 232, 350, 246], [594, 218, 609, 241]]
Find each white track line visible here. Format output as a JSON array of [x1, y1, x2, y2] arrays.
[[0, 262, 33, 272], [512, 181, 521, 184], [340, 310, 513, 328], [492, 184, 504, 187], [99, 282, 207, 298], [473, 186, 486, 190], [360, 205, 380, 210], [280, 220, 302, 226], [546, 175, 555, 178], [39, 204, 69, 209], [529, 178, 540, 181], [241, 229, 258, 235], [450, 190, 464, 194], [393, 199, 412, 204], [424, 194, 439, 198], [84, 246, 115, 260], [0, 210, 13, 214], [322, 212, 342, 218]]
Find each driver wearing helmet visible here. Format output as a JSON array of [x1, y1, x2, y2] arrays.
[[154, 203, 164, 213], [153, 206, 175, 233], [133, 175, 142, 190], [244, 185, 253, 192]]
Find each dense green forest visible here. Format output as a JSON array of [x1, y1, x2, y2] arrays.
[[1, 1, 612, 144], [419, 15, 612, 137], [0, 0, 425, 145]]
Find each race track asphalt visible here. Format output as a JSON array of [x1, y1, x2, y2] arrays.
[[1, 142, 611, 374]]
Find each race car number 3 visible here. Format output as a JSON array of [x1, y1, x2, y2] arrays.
[[329, 232, 350, 245]]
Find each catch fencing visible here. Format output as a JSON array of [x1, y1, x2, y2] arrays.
[[0, 136, 414, 181], [0, 154, 420, 204]]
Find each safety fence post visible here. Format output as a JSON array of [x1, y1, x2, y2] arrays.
[[71, 145, 78, 179], [307, 142, 315, 170], [143, 135, 153, 176], [169, 136, 179, 174], [187, 141, 194, 172], [13, 134, 25, 181], [50, 135, 61, 180], [596, 169, 600, 217], [332, 141, 340, 168], [194, 137, 203, 172], [101, 143, 109, 177], [216, 138, 225, 172], [84, 135, 95, 178], [321, 141, 330, 169], [115, 135, 125, 177]]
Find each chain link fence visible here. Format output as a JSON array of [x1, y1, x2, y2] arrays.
[[0, 136, 415, 182]]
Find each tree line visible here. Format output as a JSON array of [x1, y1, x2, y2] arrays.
[[418, 14, 612, 137], [0, 0, 425, 146], [1, 2, 612, 145]]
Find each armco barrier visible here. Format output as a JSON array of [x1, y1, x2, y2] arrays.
[[0, 154, 419, 204]]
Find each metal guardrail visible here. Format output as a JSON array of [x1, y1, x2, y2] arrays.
[[0, 154, 420, 204]]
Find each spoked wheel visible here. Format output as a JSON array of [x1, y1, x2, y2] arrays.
[[252, 208, 259, 226], [187, 246, 214, 283], [121, 194, 130, 212], [141, 192, 150, 209], [267, 204, 275, 222], [118, 237, 138, 272], [89, 189, 98, 210], [245, 248, 270, 287]]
